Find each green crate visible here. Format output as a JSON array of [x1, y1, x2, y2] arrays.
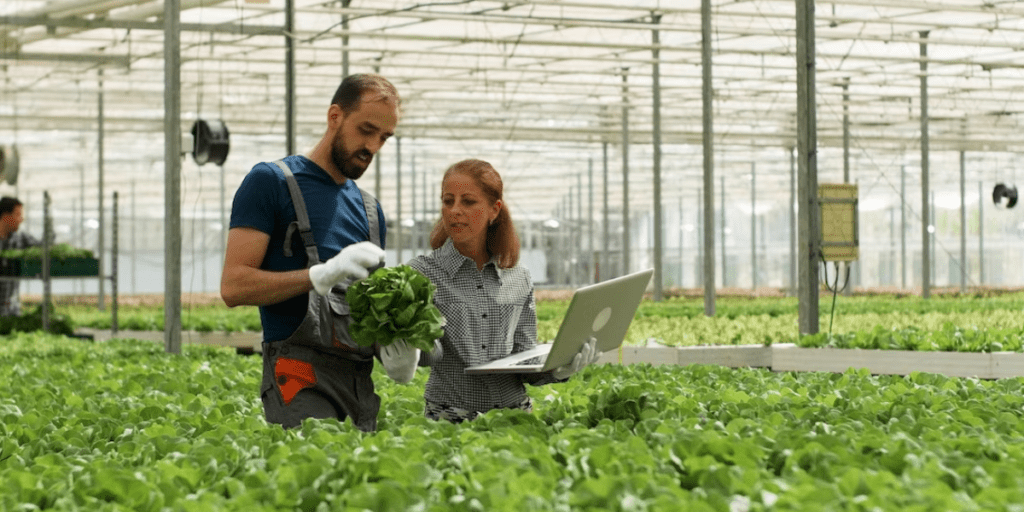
[[3, 257, 100, 277]]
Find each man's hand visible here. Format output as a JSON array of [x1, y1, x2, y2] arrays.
[[551, 336, 601, 380], [381, 340, 421, 384], [308, 241, 385, 295]]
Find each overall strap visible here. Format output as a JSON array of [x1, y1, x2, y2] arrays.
[[272, 160, 320, 268], [358, 187, 381, 248]]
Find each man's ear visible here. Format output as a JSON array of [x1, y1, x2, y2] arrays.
[[327, 104, 344, 127]]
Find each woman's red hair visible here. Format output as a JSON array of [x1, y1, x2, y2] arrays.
[[429, 159, 520, 268]]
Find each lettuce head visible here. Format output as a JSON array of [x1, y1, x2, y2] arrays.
[[346, 265, 445, 351]]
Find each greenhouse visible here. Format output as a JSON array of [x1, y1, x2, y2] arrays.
[[3, 0, 1024, 510]]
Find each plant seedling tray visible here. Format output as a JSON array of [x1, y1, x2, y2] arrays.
[[0, 257, 100, 277]]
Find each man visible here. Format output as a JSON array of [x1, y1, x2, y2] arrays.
[[221, 74, 420, 431], [0, 197, 40, 317]]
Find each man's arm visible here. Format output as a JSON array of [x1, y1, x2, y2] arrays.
[[220, 227, 313, 307]]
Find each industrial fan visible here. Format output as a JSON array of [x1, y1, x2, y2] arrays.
[[190, 119, 230, 166], [992, 183, 1018, 209]]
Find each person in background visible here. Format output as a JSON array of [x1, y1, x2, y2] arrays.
[[0, 197, 40, 317], [409, 159, 600, 423], [221, 73, 414, 432]]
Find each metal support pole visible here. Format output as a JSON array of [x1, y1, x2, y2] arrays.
[[341, 0, 350, 77], [759, 214, 766, 287], [423, 154, 429, 223], [201, 208, 208, 290], [411, 152, 416, 255], [569, 186, 576, 288], [720, 174, 726, 288], [789, 146, 796, 295], [97, 68, 106, 311], [395, 137, 402, 264], [164, 0, 182, 354], [602, 142, 609, 282], [374, 62, 382, 201], [842, 77, 852, 296], [421, 153, 428, 253], [931, 191, 936, 285], [588, 157, 594, 285], [889, 207, 895, 285], [796, 0, 820, 335], [567, 184, 574, 282], [751, 162, 757, 290], [701, 0, 716, 316], [679, 195, 685, 288], [697, 187, 704, 288], [576, 172, 583, 286], [842, 78, 850, 184], [979, 181, 985, 285], [78, 165, 85, 296], [42, 192, 51, 332], [959, 151, 966, 292], [131, 179, 136, 295], [285, 0, 296, 156], [112, 191, 119, 335], [621, 70, 631, 277], [220, 164, 226, 267], [920, 31, 931, 299], [901, 164, 907, 289], [651, 13, 664, 301]]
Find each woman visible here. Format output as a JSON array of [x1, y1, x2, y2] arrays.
[[409, 159, 599, 423]]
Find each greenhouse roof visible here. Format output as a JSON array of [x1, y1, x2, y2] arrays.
[[1, 0, 1023, 222]]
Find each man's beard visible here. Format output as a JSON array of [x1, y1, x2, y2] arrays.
[[330, 134, 372, 180]]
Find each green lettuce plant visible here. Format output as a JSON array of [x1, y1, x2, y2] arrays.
[[0, 243, 95, 260], [346, 265, 445, 351]]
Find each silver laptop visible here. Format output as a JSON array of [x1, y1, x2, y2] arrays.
[[465, 269, 654, 375]]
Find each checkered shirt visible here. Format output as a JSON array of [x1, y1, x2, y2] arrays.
[[0, 231, 40, 317], [409, 239, 561, 414]]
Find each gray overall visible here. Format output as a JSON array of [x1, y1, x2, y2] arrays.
[[259, 160, 384, 432]]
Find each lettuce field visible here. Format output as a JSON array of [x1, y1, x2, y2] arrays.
[[6, 333, 1024, 511], [59, 291, 1024, 352]]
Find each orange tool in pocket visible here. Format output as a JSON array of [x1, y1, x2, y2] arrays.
[[274, 358, 317, 406]]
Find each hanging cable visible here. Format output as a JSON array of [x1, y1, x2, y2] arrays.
[[819, 257, 849, 341], [827, 261, 840, 339]]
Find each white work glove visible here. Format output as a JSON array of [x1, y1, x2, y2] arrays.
[[308, 241, 385, 295], [380, 340, 421, 384], [552, 336, 601, 380]]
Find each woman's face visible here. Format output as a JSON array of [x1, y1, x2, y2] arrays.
[[441, 172, 500, 249]]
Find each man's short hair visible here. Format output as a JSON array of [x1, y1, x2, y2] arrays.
[[331, 74, 402, 116], [0, 197, 21, 217]]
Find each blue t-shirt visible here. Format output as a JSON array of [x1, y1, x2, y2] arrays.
[[229, 155, 387, 342]]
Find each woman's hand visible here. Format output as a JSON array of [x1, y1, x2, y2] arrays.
[[552, 336, 601, 380]]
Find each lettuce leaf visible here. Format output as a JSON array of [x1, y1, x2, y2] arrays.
[[346, 265, 445, 351]]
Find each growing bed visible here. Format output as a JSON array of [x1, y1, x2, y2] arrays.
[[4, 335, 1024, 511], [7, 291, 1023, 509]]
